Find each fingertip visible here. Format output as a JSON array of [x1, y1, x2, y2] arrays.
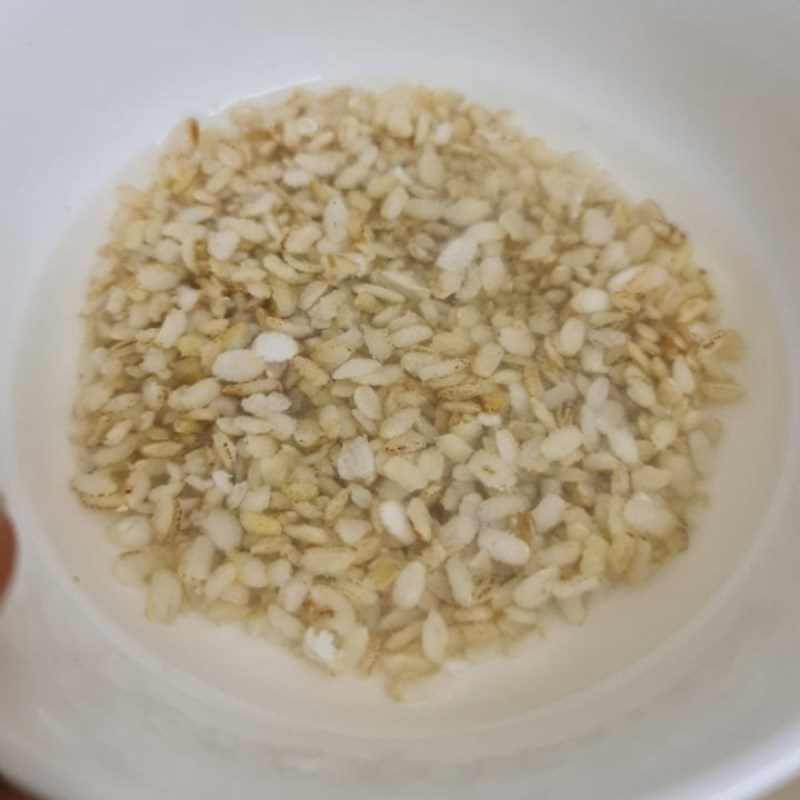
[[0, 513, 15, 598]]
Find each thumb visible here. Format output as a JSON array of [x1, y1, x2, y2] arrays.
[[0, 512, 15, 598]]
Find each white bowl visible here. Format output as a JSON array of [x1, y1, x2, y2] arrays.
[[2, 2, 800, 798]]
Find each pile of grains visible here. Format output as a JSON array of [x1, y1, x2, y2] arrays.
[[71, 85, 743, 699]]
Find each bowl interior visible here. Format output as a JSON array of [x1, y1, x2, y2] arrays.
[[10, 77, 789, 735]]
